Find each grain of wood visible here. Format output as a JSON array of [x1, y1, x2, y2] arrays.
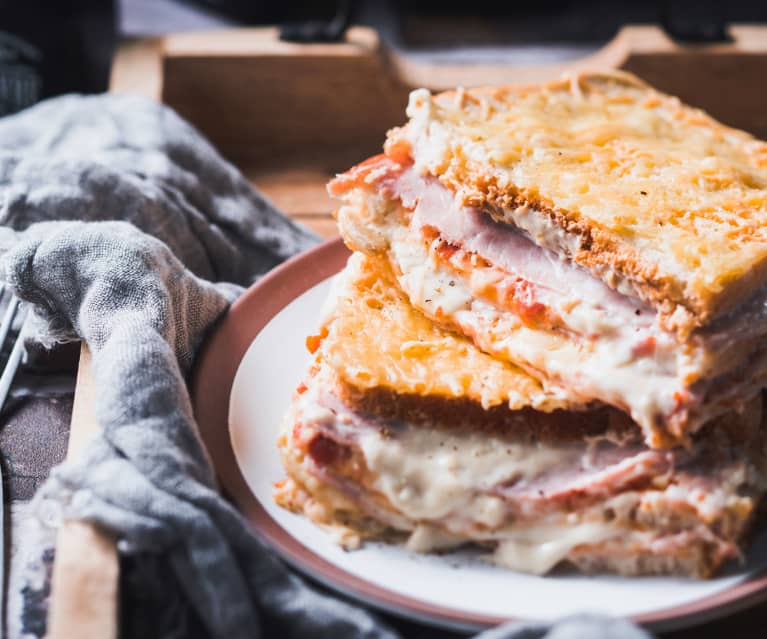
[[247, 168, 336, 217], [293, 214, 338, 239], [162, 26, 379, 58], [46, 345, 118, 639]]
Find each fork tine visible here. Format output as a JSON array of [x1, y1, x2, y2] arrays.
[[0, 400, 3, 639], [0, 297, 20, 358], [0, 288, 17, 639], [0, 305, 29, 413]]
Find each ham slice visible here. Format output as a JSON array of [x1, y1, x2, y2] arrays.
[[331, 155, 656, 336]]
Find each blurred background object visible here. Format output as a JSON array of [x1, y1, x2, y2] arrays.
[[122, 0, 767, 55], [0, 0, 116, 115], [3, 0, 767, 116]]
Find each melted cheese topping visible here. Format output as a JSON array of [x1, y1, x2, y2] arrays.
[[318, 253, 565, 411], [393, 71, 767, 322], [294, 380, 626, 574], [358, 424, 565, 523], [492, 522, 619, 574]]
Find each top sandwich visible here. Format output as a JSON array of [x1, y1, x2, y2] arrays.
[[329, 71, 767, 447], [388, 71, 767, 331]]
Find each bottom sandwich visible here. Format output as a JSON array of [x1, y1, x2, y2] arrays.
[[275, 255, 767, 577]]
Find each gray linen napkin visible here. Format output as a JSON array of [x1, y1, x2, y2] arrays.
[[0, 94, 652, 639]]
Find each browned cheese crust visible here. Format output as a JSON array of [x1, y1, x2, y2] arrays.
[[386, 71, 767, 334]]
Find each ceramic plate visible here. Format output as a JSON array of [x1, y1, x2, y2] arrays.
[[192, 238, 767, 633]]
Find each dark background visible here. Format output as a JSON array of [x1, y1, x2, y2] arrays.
[[3, 0, 767, 115]]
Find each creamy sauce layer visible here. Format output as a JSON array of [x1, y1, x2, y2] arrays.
[[296, 381, 626, 573], [358, 421, 569, 523], [493, 521, 619, 574], [395, 236, 682, 431], [293, 377, 754, 574]]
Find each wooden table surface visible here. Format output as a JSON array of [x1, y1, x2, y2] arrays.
[[248, 167, 338, 239]]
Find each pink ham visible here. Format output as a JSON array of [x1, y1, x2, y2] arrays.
[[330, 155, 655, 334], [496, 447, 674, 515]]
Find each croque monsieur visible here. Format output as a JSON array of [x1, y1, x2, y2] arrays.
[[276, 255, 767, 577], [275, 70, 767, 577]]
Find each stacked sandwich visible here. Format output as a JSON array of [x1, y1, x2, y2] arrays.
[[275, 71, 767, 577]]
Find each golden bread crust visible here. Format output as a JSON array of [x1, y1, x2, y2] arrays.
[[317, 252, 571, 412], [567, 536, 734, 579], [389, 71, 767, 330]]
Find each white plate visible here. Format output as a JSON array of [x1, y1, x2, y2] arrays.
[[193, 239, 767, 633]]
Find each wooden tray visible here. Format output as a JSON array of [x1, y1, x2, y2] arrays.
[[50, 25, 767, 639], [110, 25, 767, 240]]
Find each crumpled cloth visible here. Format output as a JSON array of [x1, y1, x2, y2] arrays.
[[0, 94, 652, 639]]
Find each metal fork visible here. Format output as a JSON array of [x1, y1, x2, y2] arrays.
[[0, 286, 30, 639]]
